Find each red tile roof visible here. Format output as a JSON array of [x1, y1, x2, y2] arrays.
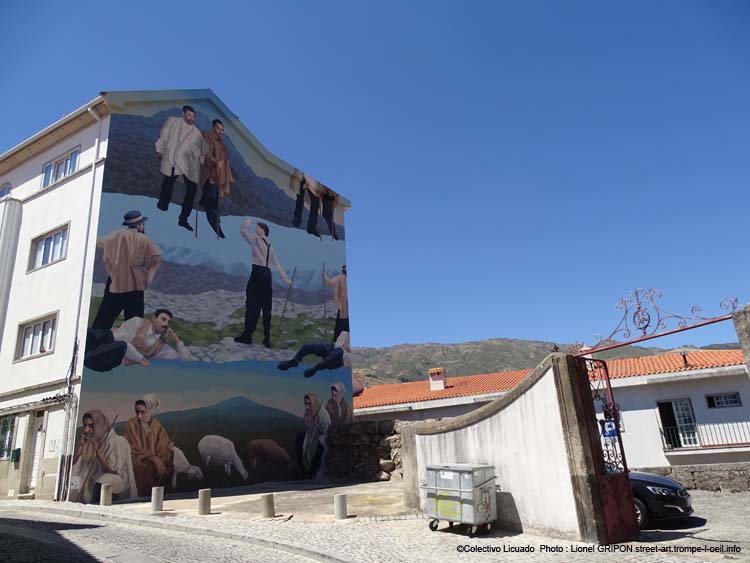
[[354, 350, 746, 410], [605, 349, 744, 379], [353, 369, 532, 409]]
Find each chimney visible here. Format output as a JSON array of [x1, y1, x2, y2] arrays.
[[428, 367, 446, 391], [681, 351, 689, 367]]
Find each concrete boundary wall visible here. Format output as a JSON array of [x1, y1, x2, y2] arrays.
[[401, 354, 606, 543]]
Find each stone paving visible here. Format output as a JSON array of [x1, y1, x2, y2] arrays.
[[0, 488, 746, 563], [0, 509, 314, 563]]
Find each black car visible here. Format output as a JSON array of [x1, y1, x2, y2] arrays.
[[629, 471, 693, 528]]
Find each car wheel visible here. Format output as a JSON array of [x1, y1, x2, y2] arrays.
[[634, 498, 648, 529]]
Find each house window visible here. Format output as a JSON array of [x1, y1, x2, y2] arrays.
[[0, 416, 14, 459], [16, 314, 57, 360], [42, 147, 79, 188], [29, 225, 68, 271], [706, 392, 742, 409], [0, 183, 10, 199]]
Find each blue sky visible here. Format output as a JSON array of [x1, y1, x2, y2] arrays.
[[2, 1, 748, 349]]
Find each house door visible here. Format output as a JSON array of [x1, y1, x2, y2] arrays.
[[657, 400, 698, 448], [27, 413, 45, 490]]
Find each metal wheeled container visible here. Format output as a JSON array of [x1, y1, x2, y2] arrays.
[[421, 463, 497, 536]]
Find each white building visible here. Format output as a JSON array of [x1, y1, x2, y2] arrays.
[[353, 368, 531, 421], [1, 88, 353, 501], [355, 350, 750, 470], [0, 96, 109, 499], [605, 349, 750, 468]]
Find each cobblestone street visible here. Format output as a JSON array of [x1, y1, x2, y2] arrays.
[[1, 489, 746, 563], [0, 509, 316, 563]]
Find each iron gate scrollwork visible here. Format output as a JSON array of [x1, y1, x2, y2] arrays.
[[574, 356, 639, 544]]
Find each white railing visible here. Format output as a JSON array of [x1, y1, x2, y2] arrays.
[[661, 421, 750, 450]]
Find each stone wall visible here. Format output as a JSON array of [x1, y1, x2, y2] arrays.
[[634, 462, 750, 492], [324, 420, 414, 482]]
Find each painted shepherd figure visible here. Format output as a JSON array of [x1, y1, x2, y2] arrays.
[[90, 210, 160, 330], [124, 395, 174, 496], [290, 171, 340, 240], [323, 265, 349, 342], [155, 105, 205, 231], [296, 393, 330, 479], [234, 219, 292, 348], [325, 382, 353, 428], [69, 410, 137, 504], [84, 309, 194, 372], [277, 331, 351, 378], [198, 118, 234, 239]]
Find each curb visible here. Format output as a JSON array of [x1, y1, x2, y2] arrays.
[[0, 504, 351, 563]]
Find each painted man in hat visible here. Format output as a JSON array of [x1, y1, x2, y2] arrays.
[[90, 210, 161, 330], [155, 105, 205, 231]]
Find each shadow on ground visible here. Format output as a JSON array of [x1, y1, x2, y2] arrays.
[[638, 517, 708, 542], [0, 516, 103, 563]]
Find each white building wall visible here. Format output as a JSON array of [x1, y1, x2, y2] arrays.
[[614, 372, 750, 468], [0, 112, 109, 499], [0, 117, 109, 394]]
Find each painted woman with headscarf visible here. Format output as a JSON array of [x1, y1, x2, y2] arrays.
[[325, 382, 352, 428], [296, 393, 331, 479], [123, 394, 174, 496], [70, 410, 137, 504]]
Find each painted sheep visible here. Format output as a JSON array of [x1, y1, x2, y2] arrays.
[[171, 446, 204, 488], [197, 435, 249, 480], [246, 439, 296, 480]]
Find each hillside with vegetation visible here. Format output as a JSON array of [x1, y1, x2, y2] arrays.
[[351, 338, 740, 387]]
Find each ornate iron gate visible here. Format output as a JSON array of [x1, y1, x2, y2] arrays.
[[567, 289, 743, 543], [574, 356, 639, 543]]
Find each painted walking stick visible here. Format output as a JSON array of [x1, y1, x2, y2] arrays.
[[322, 261, 327, 341], [194, 203, 199, 239], [170, 414, 182, 445], [103, 414, 119, 440], [216, 193, 222, 240], [275, 266, 297, 341]]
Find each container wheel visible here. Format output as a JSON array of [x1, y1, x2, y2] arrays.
[[428, 519, 439, 531], [468, 525, 478, 537], [485, 523, 492, 534], [448, 521, 454, 528]]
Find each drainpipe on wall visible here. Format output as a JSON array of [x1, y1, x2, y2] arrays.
[[55, 106, 103, 502]]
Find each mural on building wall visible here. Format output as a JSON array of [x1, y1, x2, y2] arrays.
[[71, 94, 352, 503]]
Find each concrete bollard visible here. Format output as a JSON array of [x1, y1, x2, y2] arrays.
[[260, 493, 275, 518], [198, 488, 211, 515], [99, 484, 112, 506], [333, 493, 347, 520], [151, 486, 164, 513]]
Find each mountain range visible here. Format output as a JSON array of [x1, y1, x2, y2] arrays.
[[112, 396, 303, 488], [350, 338, 742, 387], [93, 247, 329, 304]]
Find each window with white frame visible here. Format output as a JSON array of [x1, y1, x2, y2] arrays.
[[16, 314, 57, 360], [42, 147, 79, 188], [706, 392, 742, 409], [0, 183, 10, 199], [0, 416, 14, 459], [29, 225, 68, 271]]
